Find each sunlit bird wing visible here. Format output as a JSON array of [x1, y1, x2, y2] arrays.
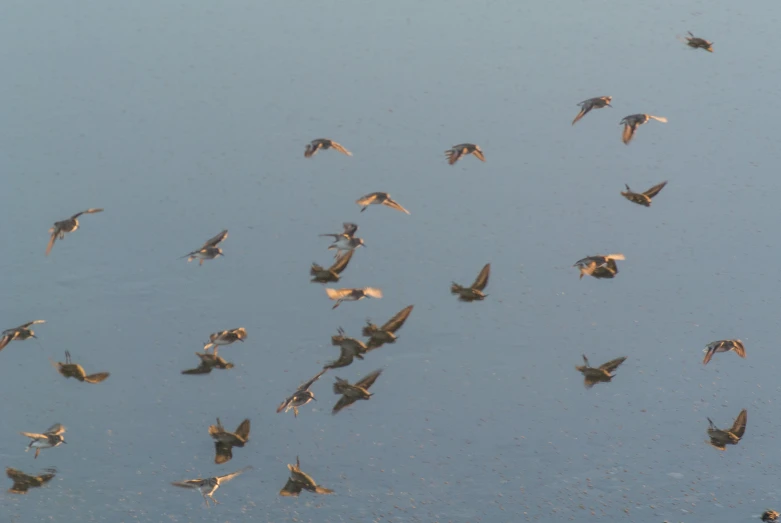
[[730, 409, 748, 439], [362, 287, 383, 299], [328, 250, 353, 274], [356, 369, 383, 390], [202, 229, 228, 248], [470, 263, 491, 291], [379, 305, 414, 333], [599, 356, 627, 373], [642, 181, 668, 199], [279, 478, 304, 496]]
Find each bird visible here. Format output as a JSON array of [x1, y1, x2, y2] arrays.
[[208, 418, 250, 465], [761, 510, 779, 522], [706, 409, 747, 451], [203, 327, 247, 352], [681, 31, 713, 52], [320, 222, 365, 259], [620, 114, 667, 145], [171, 466, 252, 508], [183, 229, 228, 266], [6, 467, 56, 495], [45, 208, 104, 256], [279, 456, 334, 496], [451, 263, 490, 302], [575, 355, 627, 388], [324, 327, 367, 370], [276, 369, 327, 417], [310, 250, 354, 284], [304, 139, 352, 158], [702, 339, 746, 365], [0, 320, 46, 352], [332, 369, 383, 415], [181, 351, 235, 375], [572, 96, 612, 125], [49, 350, 110, 384], [621, 181, 668, 207], [362, 304, 414, 351], [325, 287, 383, 309], [445, 143, 485, 165], [20, 423, 66, 459], [573, 254, 624, 280], [355, 192, 410, 214]]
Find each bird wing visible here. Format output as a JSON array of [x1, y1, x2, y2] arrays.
[[332, 395, 358, 415], [599, 357, 627, 373], [328, 250, 353, 275], [182, 364, 212, 375], [315, 485, 334, 494], [279, 478, 304, 496], [470, 263, 491, 291], [217, 465, 252, 483], [730, 409, 747, 439], [445, 148, 460, 165], [356, 369, 383, 390], [83, 372, 110, 384], [380, 305, 414, 333], [0, 335, 11, 351], [202, 229, 228, 248], [731, 340, 746, 358], [362, 287, 383, 299], [342, 222, 358, 237], [45, 232, 57, 256], [299, 368, 328, 391], [326, 288, 352, 300], [45, 423, 65, 435], [234, 418, 251, 441], [21, 320, 46, 329], [276, 397, 292, 413], [383, 198, 411, 214], [356, 193, 379, 207], [214, 442, 233, 465], [622, 123, 635, 144], [472, 148, 486, 161], [20, 432, 47, 439], [329, 141, 352, 156], [171, 480, 202, 489], [73, 208, 104, 218], [642, 181, 668, 199]]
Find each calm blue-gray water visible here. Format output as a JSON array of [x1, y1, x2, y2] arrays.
[[2, 0, 781, 521]]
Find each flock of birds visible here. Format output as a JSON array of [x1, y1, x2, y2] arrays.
[[3, 29, 779, 522]]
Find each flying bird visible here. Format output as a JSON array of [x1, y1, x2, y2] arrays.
[[208, 418, 250, 465], [311, 250, 353, 284], [279, 456, 333, 497], [451, 263, 490, 302], [320, 222, 365, 259], [575, 355, 627, 388], [620, 114, 667, 145], [574, 254, 624, 280], [355, 192, 410, 214], [20, 423, 66, 459], [572, 96, 612, 125], [171, 466, 252, 508], [702, 339, 746, 365], [6, 467, 56, 495], [203, 327, 247, 352], [706, 409, 747, 451], [680, 31, 713, 52], [183, 229, 228, 266], [0, 320, 46, 352], [50, 351, 110, 384], [363, 304, 414, 351], [45, 208, 104, 256], [304, 139, 352, 158], [621, 181, 667, 207], [276, 369, 327, 417], [324, 327, 367, 370], [445, 143, 485, 165], [325, 287, 383, 309], [332, 369, 383, 415], [181, 351, 235, 375]]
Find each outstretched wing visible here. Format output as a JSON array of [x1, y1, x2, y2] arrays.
[[330, 141, 352, 156], [217, 465, 253, 483], [326, 288, 352, 301], [83, 372, 110, 384], [299, 368, 328, 391], [20, 432, 47, 439], [342, 223, 358, 237], [622, 123, 636, 144], [642, 181, 668, 199], [356, 193, 379, 207], [45, 423, 65, 435], [234, 418, 251, 441], [356, 369, 383, 390], [362, 287, 383, 299], [214, 442, 233, 464], [598, 357, 627, 373], [72, 208, 104, 219], [332, 395, 358, 415], [279, 478, 304, 496], [383, 198, 410, 215], [182, 364, 212, 375], [171, 480, 203, 489], [19, 320, 45, 329], [45, 232, 58, 257], [470, 263, 491, 291], [730, 409, 747, 439], [328, 250, 353, 275], [0, 334, 11, 351], [445, 148, 461, 165], [202, 229, 228, 248], [380, 305, 414, 333]]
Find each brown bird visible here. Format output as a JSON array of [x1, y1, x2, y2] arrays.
[[355, 192, 410, 214], [575, 354, 627, 388], [6, 467, 56, 495], [445, 143, 485, 165], [304, 138, 352, 158], [332, 368, 383, 415], [279, 456, 334, 496], [171, 466, 252, 508], [50, 351, 110, 384], [572, 96, 612, 125], [363, 304, 414, 351], [451, 263, 490, 302], [181, 351, 235, 375], [0, 320, 46, 352], [325, 287, 383, 309], [574, 254, 624, 280], [311, 250, 353, 284], [183, 229, 228, 266], [702, 339, 746, 365], [762, 510, 779, 522], [681, 31, 713, 52], [621, 181, 667, 207], [324, 327, 367, 370], [20, 423, 66, 459], [203, 327, 247, 352], [620, 114, 667, 145], [276, 369, 328, 417], [706, 409, 747, 451], [45, 208, 104, 256], [208, 418, 250, 464]]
